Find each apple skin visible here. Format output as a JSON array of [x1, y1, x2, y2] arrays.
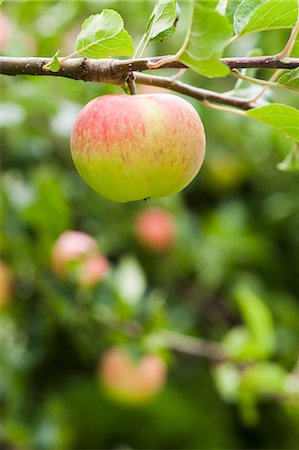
[[51, 231, 109, 286], [100, 347, 166, 404], [135, 207, 176, 252], [71, 94, 205, 203]]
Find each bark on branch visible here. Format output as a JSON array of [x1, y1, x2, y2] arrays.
[[1, 55, 298, 111]]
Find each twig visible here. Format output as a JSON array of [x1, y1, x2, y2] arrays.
[[162, 331, 227, 362], [134, 72, 255, 110], [274, 0, 299, 60], [230, 69, 299, 94]]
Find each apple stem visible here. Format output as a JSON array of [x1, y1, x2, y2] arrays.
[[126, 72, 137, 95]]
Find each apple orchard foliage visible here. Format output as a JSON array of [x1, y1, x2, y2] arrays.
[[1, 1, 299, 449]]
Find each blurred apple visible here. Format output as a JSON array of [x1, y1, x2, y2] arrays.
[[0, 260, 13, 307], [51, 231, 109, 286], [78, 253, 110, 287], [100, 347, 166, 404], [0, 13, 11, 50], [135, 207, 176, 252]]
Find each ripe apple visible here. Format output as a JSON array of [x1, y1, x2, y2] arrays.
[[0, 261, 13, 307], [100, 347, 166, 404], [51, 231, 109, 286], [135, 207, 176, 252], [71, 94, 206, 202]]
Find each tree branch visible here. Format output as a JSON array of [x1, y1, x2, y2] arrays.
[[162, 331, 227, 362], [1, 55, 299, 81], [134, 73, 254, 111], [1, 55, 298, 111]]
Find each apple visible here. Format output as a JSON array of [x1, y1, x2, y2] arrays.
[[71, 94, 205, 202], [100, 347, 166, 404], [0, 261, 13, 307], [51, 231, 109, 286], [77, 253, 110, 287], [135, 207, 176, 252]]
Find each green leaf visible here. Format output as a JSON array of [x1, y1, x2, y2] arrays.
[[227, 0, 241, 21], [114, 256, 146, 307], [178, 3, 232, 77], [216, 0, 229, 15], [246, 104, 299, 143], [278, 67, 299, 88], [48, 50, 61, 73], [234, 0, 298, 36], [234, 286, 275, 357], [223, 285, 276, 361], [277, 145, 299, 172], [75, 9, 134, 59], [146, 0, 179, 43], [241, 363, 287, 396]]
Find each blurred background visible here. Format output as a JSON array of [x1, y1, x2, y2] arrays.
[[1, 1, 299, 449]]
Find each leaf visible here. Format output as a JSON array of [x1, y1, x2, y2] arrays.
[[48, 50, 61, 73], [223, 284, 276, 361], [234, 285, 275, 358], [227, 0, 241, 21], [146, 0, 179, 43], [178, 3, 233, 77], [216, 0, 229, 15], [278, 67, 299, 88], [246, 104, 299, 143], [114, 257, 146, 307], [234, 0, 298, 36], [241, 363, 287, 396], [75, 9, 134, 59], [277, 145, 299, 172]]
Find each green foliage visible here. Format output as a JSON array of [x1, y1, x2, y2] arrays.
[[178, 2, 232, 77], [223, 285, 275, 360], [48, 50, 61, 73], [246, 104, 299, 143], [75, 9, 134, 58], [146, 0, 179, 42], [277, 145, 299, 172], [234, 0, 298, 36], [278, 67, 299, 88]]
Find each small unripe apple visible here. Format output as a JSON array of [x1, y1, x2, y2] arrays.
[[71, 94, 205, 202], [0, 261, 13, 307], [135, 207, 176, 252], [51, 231, 109, 286], [100, 347, 166, 404]]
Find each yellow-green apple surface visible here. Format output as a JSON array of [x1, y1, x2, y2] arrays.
[[71, 94, 206, 202]]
